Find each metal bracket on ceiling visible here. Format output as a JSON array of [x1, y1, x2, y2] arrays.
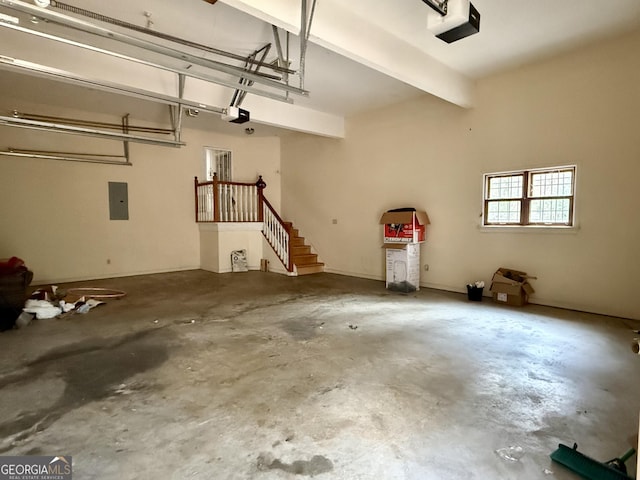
[[422, 0, 448, 16], [230, 43, 272, 108], [299, 0, 317, 91], [272, 25, 290, 88], [169, 74, 186, 143]]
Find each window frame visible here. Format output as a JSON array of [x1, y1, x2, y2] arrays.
[[483, 165, 576, 227], [203, 146, 233, 182]]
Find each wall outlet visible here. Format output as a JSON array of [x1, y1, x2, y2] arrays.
[[424, 264, 429, 271], [332, 219, 338, 224], [107, 259, 111, 265]]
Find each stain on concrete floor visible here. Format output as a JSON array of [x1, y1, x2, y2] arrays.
[[0, 328, 169, 452], [257, 453, 334, 475]]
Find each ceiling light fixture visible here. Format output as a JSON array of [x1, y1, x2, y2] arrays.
[[33, 0, 50, 8]]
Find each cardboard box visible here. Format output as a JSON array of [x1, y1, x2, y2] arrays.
[[490, 267, 535, 306], [384, 243, 420, 293], [380, 210, 430, 244]]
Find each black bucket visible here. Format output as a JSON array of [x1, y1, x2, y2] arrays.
[[467, 285, 483, 302]]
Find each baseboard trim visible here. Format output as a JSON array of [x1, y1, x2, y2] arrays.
[[33, 266, 201, 286]]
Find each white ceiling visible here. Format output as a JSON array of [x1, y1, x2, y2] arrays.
[[1, 0, 640, 134], [340, 0, 640, 78]]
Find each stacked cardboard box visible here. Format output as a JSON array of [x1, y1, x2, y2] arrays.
[[490, 267, 535, 306], [379, 209, 430, 293]]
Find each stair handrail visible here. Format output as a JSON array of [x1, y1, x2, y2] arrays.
[[262, 196, 293, 272], [194, 174, 293, 272], [194, 174, 262, 222]]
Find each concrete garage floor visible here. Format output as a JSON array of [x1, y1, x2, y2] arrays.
[[1, 270, 639, 480]]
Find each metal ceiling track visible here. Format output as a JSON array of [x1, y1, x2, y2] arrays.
[[52, 0, 295, 78], [0, 115, 186, 147], [0, 21, 294, 105], [0, 0, 309, 99], [0, 150, 132, 166], [0, 55, 226, 115]]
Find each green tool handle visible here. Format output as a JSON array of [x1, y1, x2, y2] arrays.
[[618, 448, 636, 464]]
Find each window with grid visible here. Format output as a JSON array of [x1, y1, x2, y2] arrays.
[[483, 166, 575, 226]]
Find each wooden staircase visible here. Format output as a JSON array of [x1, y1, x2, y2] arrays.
[[284, 222, 324, 275], [194, 177, 324, 276]]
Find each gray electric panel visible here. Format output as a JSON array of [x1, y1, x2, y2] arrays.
[[108, 182, 129, 220]]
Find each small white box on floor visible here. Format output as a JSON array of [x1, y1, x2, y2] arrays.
[[384, 243, 420, 293]]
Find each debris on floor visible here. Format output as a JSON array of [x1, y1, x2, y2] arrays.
[[348, 324, 358, 330], [66, 288, 126, 299], [23, 299, 62, 319], [4, 285, 123, 330], [495, 445, 525, 462], [14, 311, 34, 328], [75, 299, 105, 314]]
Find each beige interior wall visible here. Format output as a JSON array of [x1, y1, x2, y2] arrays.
[[0, 98, 281, 284], [281, 29, 640, 320], [199, 224, 264, 273]]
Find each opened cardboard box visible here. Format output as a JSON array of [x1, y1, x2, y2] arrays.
[[380, 209, 430, 244], [490, 267, 535, 306]]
